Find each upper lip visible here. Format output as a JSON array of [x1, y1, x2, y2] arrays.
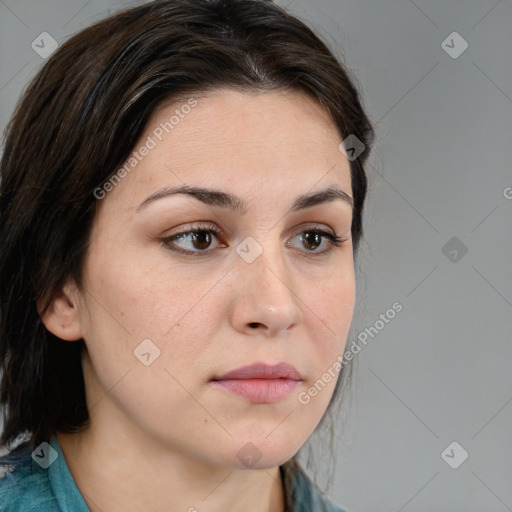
[[213, 362, 303, 381]]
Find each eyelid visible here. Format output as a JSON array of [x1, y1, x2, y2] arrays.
[[163, 221, 222, 239], [163, 221, 338, 239], [161, 221, 225, 257], [161, 221, 348, 256]]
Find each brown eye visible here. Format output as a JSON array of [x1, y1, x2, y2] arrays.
[[288, 229, 347, 255], [162, 224, 226, 256], [162, 224, 347, 257], [301, 232, 322, 251], [188, 231, 213, 250]]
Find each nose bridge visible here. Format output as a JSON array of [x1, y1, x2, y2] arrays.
[[236, 234, 290, 290], [231, 233, 303, 331]]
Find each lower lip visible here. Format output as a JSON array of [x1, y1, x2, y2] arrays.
[[212, 378, 300, 403]]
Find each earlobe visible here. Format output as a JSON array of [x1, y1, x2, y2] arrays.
[[38, 282, 84, 342]]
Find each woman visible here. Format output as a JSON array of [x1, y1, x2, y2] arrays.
[[0, 0, 374, 510]]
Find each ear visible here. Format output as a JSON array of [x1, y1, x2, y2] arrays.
[[39, 281, 84, 341]]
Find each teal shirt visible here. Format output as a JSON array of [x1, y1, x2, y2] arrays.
[[0, 437, 347, 511]]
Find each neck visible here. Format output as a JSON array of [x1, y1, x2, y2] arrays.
[[57, 427, 286, 512]]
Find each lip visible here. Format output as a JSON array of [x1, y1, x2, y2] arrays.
[[211, 363, 303, 404], [213, 362, 303, 381]]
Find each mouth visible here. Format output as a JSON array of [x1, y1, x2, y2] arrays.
[[211, 362, 303, 403]]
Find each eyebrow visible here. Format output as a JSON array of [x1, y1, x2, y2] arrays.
[[136, 184, 353, 214]]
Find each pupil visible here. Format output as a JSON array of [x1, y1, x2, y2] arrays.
[[192, 231, 212, 250], [303, 232, 320, 250]]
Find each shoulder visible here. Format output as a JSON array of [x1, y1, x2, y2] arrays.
[[289, 464, 349, 512], [0, 442, 61, 512]]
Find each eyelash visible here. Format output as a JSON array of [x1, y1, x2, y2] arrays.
[[161, 222, 348, 257]]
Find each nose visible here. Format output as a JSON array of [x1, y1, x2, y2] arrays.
[[229, 239, 304, 337]]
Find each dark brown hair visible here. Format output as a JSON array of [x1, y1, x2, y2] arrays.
[[0, 0, 374, 506]]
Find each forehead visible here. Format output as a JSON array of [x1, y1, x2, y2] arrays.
[[146, 88, 348, 178], [98, 88, 352, 216], [150, 88, 341, 151]]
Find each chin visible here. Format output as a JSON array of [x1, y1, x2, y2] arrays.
[[228, 451, 297, 471], [222, 433, 304, 471]]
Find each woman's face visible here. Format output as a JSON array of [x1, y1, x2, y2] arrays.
[[71, 88, 355, 469]]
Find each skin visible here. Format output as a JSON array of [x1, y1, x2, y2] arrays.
[[42, 88, 355, 512]]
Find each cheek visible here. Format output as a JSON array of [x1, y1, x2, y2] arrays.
[[293, 288, 354, 441], [306, 266, 355, 350], [292, 264, 355, 405], [79, 245, 224, 375]]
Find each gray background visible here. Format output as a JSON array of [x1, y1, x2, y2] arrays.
[[1, 1, 511, 511]]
